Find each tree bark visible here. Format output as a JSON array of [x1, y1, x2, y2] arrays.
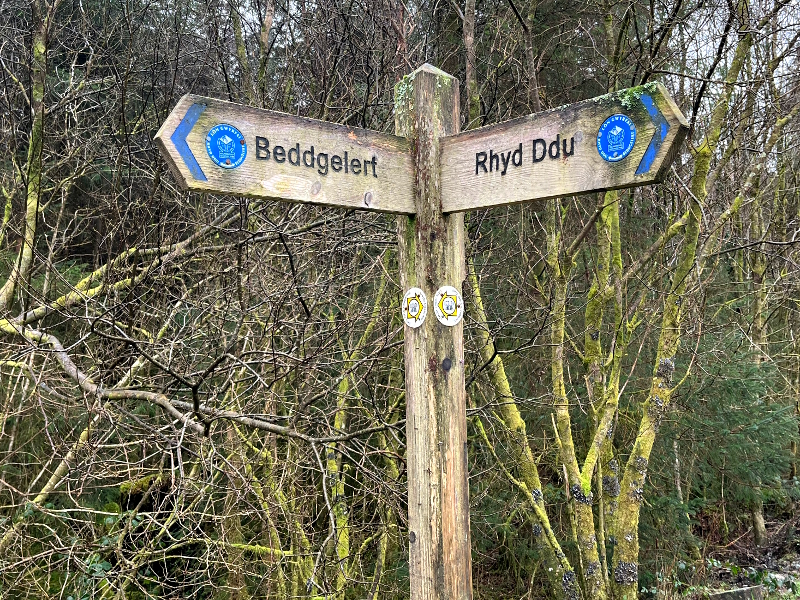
[[547, 200, 606, 600], [0, 1, 58, 311], [612, 3, 753, 596], [468, 262, 569, 599], [463, 0, 480, 128]]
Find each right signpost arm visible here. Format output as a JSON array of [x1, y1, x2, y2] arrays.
[[439, 83, 688, 213]]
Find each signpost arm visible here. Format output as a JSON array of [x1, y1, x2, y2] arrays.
[[395, 64, 472, 600]]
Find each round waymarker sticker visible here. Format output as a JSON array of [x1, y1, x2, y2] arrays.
[[402, 288, 428, 328], [433, 286, 463, 327], [206, 124, 247, 169], [597, 114, 636, 162]]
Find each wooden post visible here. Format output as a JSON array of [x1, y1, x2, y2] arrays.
[[395, 64, 472, 600]]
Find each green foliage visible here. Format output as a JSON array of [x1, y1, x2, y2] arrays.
[[678, 337, 796, 507], [641, 332, 799, 570]]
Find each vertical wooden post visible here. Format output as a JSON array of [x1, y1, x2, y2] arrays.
[[395, 64, 472, 600]]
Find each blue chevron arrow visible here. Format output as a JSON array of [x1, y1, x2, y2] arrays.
[[171, 102, 208, 181], [635, 94, 669, 175]]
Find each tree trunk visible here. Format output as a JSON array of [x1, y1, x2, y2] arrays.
[[463, 0, 480, 127], [469, 262, 569, 599], [612, 4, 753, 596], [0, 1, 54, 311], [547, 200, 606, 600], [525, 2, 541, 113]]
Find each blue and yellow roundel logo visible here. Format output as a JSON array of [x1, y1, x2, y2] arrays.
[[597, 114, 636, 162], [206, 124, 246, 169]]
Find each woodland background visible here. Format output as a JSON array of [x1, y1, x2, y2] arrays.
[[1, 0, 800, 598]]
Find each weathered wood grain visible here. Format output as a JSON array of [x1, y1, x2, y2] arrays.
[[440, 83, 688, 212], [396, 64, 473, 600], [155, 95, 415, 214]]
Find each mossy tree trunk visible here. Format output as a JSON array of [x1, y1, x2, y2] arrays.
[[462, 15, 570, 596], [611, 2, 754, 596], [222, 429, 250, 600], [231, 3, 255, 106], [469, 261, 571, 599], [546, 199, 608, 600], [695, 75, 800, 554], [579, 6, 634, 589], [324, 270, 387, 599], [525, 1, 541, 113], [463, 0, 480, 129], [750, 167, 769, 547], [743, 49, 800, 544], [0, 0, 62, 311], [581, 190, 628, 588]]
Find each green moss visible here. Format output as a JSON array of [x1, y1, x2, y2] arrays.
[[394, 74, 415, 135], [120, 473, 163, 497], [589, 83, 661, 118], [617, 81, 659, 109], [394, 74, 415, 111], [436, 74, 453, 90]]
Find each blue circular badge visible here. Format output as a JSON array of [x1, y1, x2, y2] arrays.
[[206, 124, 247, 169], [597, 114, 636, 162]]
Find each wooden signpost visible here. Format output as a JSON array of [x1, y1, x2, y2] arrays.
[[156, 64, 688, 600]]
